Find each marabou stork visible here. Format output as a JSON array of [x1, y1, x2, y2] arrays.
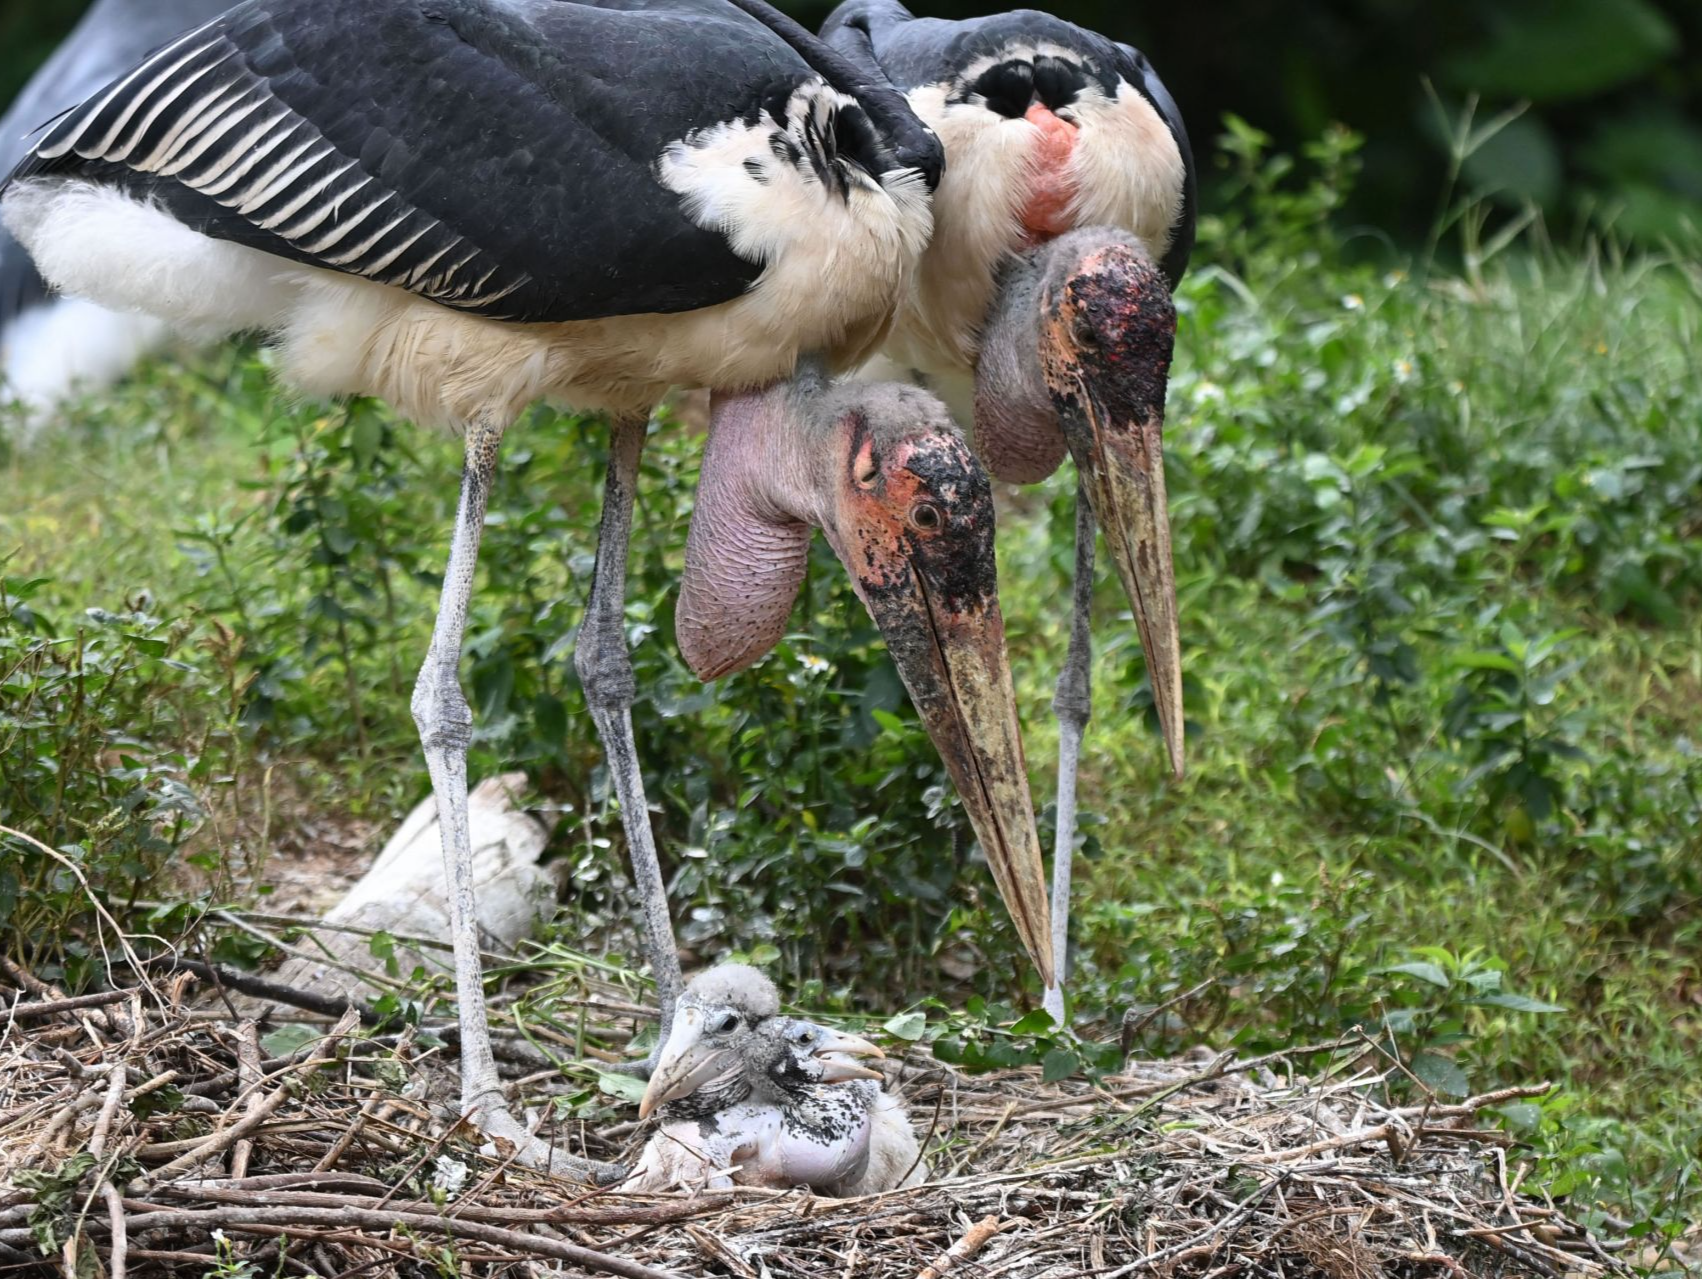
[[820, 0, 1196, 1023], [0, 0, 231, 414], [1, 0, 1054, 1178], [630, 964, 920, 1195]]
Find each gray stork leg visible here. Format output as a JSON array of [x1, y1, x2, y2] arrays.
[[414, 416, 620, 1182], [1042, 485, 1095, 1028], [573, 413, 683, 1074]]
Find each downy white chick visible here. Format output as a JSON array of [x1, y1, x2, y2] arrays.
[[625, 966, 923, 1195]]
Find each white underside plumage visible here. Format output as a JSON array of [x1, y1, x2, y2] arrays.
[[2, 105, 931, 430], [869, 62, 1186, 384], [624, 1084, 925, 1197], [2, 296, 170, 432]]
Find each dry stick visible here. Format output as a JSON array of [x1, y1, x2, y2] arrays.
[[4, 990, 134, 1022], [156, 1185, 720, 1230], [146, 958, 379, 1025], [132, 1009, 358, 1191], [916, 1215, 1003, 1279], [81, 1064, 131, 1279], [115, 1205, 684, 1279], [230, 1022, 263, 1180]]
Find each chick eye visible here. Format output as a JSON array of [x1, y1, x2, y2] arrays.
[[909, 502, 943, 532], [713, 1013, 740, 1034]]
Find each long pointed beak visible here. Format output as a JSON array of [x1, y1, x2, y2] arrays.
[[859, 564, 1054, 988], [638, 1008, 739, 1119], [807, 1025, 887, 1082], [1042, 247, 1185, 781], [1069, 397, 1185, 780]]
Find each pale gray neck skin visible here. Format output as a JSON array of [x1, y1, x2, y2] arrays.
[[676, 374, 838, 682], [972, 253, 1066, 486]]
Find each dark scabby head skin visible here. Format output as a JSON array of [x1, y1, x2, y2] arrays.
[[1034, 226, 1184, 780], [808, 380, 1054, 987], [1040, 235, 1175, 445]]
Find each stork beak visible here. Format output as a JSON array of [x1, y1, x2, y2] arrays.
[[837, 437, 1054, 988], [1043, 247, 1185, 780], [638, 1008, 740, 1119], [806, 1025, 887, 1082]]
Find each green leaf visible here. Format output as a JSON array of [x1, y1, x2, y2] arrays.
[[1410, 1051, 1470, 1098], [1008, 1009, 1056, 1036], [1383, 961, 1450, 989], [1446, 0, 1678, 102], [1477, 992, 1564, 1014], [350, 407, 385, 468], [1496, 1103, 1544, 1135], [597, 1071, 648, 1104], [883, 1011, 927, 1041], [261, 1023, 322, 1058], [1041, 1048, 1078, 1083]]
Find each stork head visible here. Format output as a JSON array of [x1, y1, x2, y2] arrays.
[[638, 964, 778, 1119], [680, 377, 1054, 989], [976, 226, 1185, 780], [768, 1018, 886, 1091], [814, 381, 1052, 987]]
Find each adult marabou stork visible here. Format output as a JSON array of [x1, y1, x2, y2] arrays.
[[1, 0, 1055, 1176], [820, 0, 1197, 1022], [0, 0, 231, 414]]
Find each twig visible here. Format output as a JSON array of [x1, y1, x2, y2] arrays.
[[145, 957, 379, 1024], [916, 1215, 1002, 1279], [4, 990, 134, 1021], [230, 1021, 263, 1179], [132, 1009, 359, 1190], [115, 1205, 685, 1279]]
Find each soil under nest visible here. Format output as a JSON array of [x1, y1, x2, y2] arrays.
[[0, 965, 1638, 1279]]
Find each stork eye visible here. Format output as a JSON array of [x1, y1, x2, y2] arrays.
[[1072, 313, 1098, 348], [909, 502, 943, 532], [712, 1013, 740, 1035]]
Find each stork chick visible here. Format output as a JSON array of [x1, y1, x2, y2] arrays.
[[630, 966, 922, 1195]]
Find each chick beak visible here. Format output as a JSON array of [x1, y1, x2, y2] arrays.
[[637, 1008, 739, 1120], [809, 1027, 887, 1083], [1043, 246, 1185, 780]]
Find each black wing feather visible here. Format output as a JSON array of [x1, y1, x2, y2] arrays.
[[9, 0, 847, 323], [820, 0, 1196, 286], [1, 0, 232, 334]]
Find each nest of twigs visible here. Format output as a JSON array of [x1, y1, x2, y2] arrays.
[[0, 963, 1634, 1279]]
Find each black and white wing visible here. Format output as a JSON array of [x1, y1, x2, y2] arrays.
[[1, 0, 232, 330], [820, 0, 1196, 286], [7, 0, 917, 323]]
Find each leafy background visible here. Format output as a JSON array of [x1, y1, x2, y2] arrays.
[[2, 0, 1700, 1259]]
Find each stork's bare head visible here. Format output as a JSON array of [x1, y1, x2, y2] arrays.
[[977, 226, 1185, 779], [815, 382, 1052, 987], [678, 377, 1053, 989], [767, 1018, 886, 1090], [638, 964, 777, 1119]]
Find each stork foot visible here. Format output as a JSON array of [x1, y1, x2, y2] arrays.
[[465, 1091, 628, 1183]]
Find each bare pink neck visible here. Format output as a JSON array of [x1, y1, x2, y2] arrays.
[[676, 387, 827, 681]]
